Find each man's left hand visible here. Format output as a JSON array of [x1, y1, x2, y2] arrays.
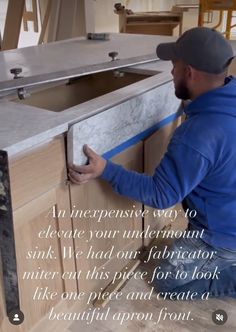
[[68, 145, 107, 185]]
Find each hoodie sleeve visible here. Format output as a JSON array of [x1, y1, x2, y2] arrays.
[[100, 138, 211, 209]]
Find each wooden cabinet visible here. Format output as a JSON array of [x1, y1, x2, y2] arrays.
[[0, 138, 144, 331], [70, 142, 143, 302], [12, 184, 77, 331], [0, 137, 77, 332], [0, 118, 182, 331], [9, 137, 66, 210], [144, 118, 182, 246]]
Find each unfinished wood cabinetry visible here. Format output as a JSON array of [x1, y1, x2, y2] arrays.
[[114, 4, 182, 36], [70, 143, 143, 302], [0, 118, 181, 331], [144, 119, 182, 246], [0, 137, 77, 332], [12, 184, 76, 331], [0, 138, 145, 331], [0, 28, 183, 332]]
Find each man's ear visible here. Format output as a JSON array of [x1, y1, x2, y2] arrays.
[[186, 65, 194, 79], [187, 65, 199, 81]]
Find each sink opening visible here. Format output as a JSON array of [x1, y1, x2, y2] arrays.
[[14, 69, 156, 112]]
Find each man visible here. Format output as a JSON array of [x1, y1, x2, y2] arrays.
[[69, 27, 236, 298]]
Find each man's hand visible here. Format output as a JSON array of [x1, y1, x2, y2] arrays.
[[68, 144, 107, 185]]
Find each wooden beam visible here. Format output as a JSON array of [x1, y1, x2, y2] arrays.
[[56, 0, 78, 40], [0, 31, 2, 50], [23, 0, 39, 32], [84, 0, 95, 33], [38, 0, 95, 43], [2, 0, 25, 50], [38, 0, 52, 44]]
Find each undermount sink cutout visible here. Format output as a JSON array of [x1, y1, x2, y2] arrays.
[[14, 69, 158, 112]]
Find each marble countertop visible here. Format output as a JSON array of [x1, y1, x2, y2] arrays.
[[0, 34, 175, 157], [0, 33, 174, 84]]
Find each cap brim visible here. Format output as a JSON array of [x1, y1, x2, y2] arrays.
[[156, 42, 178, 61]]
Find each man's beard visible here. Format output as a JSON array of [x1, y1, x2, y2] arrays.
[[175, 78, 191, 100]]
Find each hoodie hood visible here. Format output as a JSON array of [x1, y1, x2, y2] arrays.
[[185, 76, 236, 118]]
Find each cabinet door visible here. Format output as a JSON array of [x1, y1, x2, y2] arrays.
[[144, 118, 182, 246], [0, 184, 77, 332], [70, 142, 143, 302]]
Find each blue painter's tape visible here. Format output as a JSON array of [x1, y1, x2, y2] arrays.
[[102, 111, 181, 160]]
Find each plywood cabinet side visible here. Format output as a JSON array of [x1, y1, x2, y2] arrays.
[[70, 142, 143, 302], [9, 136, 67, 210], [144, 118, 182, 246]]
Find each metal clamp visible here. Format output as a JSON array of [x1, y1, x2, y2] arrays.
[[10, 68, 23, 79], [9, 68, 29, 100], [108, 51, 119, 61]]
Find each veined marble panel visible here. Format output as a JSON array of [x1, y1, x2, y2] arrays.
[[67, 81, 180, 166]]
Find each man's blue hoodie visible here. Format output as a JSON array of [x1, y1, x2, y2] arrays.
[[101, 76, 236, 249]]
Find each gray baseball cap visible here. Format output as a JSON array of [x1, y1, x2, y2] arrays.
[[156, 27, 234, 74]]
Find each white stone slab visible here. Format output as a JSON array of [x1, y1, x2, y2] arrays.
[[67, 81, 180, 166], [0, 33, 175, 84], [0, 100, 67, 155]]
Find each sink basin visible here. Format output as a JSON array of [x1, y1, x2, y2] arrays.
[[14, 69, 155, 112]]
